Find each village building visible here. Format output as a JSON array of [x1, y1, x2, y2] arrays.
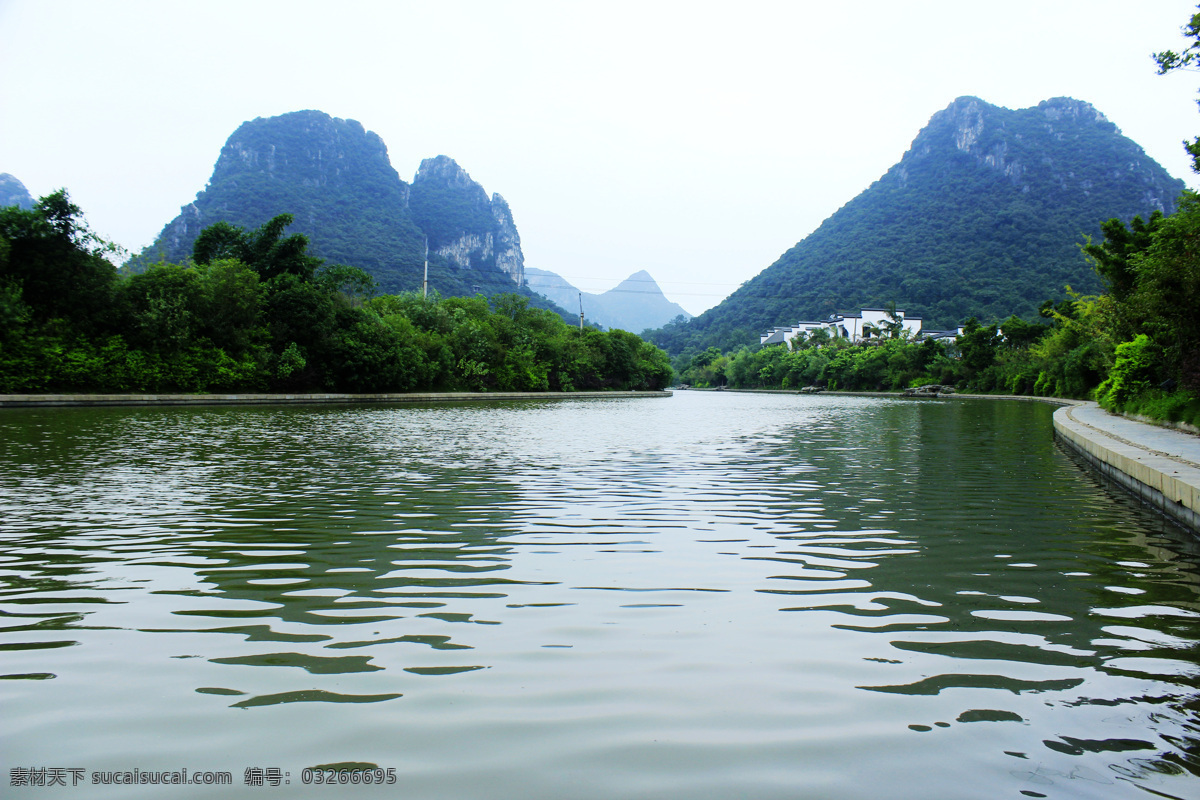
[[760, 308, 966, 347]]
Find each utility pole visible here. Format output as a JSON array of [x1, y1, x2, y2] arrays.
[[578, 292, 584, 332], [427, 237, 436, 303]]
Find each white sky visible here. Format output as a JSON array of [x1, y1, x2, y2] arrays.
[[3, 0, 1199, 316]]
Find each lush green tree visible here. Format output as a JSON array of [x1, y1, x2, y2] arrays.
[[1026, 293, 1116, 398], [2, 203, 675, 396], [193, 213, 320, 282], [0, 190, 121, 331], [196, 258, 266, 355], [315, 263, 378, 302], [1154, 6, 1200, 172], [1083, 213, 1165, 302], [1096, 334, 1161, 407], [1123, 194, 1200, 391], [691, 346, 723, 371], [956, 318, 1000, 381], [806, 327, 831, 348], [327, 308, 427, 393], [264, 272, 338, 388], [726, 347, 756, 387], [999, 314, 1049, 350], [119, 262, 203, 353]]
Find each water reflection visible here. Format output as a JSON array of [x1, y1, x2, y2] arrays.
[[0, 394, 1197, 799], [737, 399, 1200, 792]]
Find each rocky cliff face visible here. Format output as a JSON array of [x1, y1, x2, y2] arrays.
[[490, 194, 525, 286], [409, 155, 525, 287], [901, 96, 1179, 214]]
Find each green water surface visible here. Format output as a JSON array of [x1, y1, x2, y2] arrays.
[[1, 392, 1197, 799]]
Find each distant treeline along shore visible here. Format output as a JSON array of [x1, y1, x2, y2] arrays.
[[0, 196, 672, 395]]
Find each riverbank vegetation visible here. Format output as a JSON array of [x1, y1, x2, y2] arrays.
[[675, 13, 1200, 428], [0, 198, 672, 394], [673, 194, 1200, 427]]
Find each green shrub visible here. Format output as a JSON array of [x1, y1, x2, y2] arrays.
[[1097, 334, 1161, 408], [1116, 389, 1200, 427]]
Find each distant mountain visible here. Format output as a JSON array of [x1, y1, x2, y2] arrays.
[[648, 96, 1186, 357], [132, 111, 549, 306], [525, 268, 691, 333], [0, 174, 34, 210]]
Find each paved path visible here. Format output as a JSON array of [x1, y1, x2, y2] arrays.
[[1052, 400, 1200, 534], [1063, 402, 1200, 469]]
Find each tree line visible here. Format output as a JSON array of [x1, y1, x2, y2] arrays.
[[674, 197, 1199, 428], [0, 194, 672, 394]]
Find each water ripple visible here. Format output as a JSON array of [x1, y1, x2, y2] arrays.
[[1, 395, 1198, 799]]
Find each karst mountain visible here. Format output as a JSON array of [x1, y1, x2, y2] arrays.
[[649, 96, 1186, 356]]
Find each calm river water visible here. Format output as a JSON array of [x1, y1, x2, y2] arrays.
[[1, 391, 1198, 799]]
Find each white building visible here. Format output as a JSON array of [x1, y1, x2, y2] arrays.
[[760, 308, 926, 347], [759, 320, 832, 347]]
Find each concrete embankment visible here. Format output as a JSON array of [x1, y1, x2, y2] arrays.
[[1052, 401, 1200, 535], [0, 390, 671, 408]]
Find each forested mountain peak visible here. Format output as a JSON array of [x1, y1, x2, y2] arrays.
[[900, 96, 1175, 213], [0, 173, 35, 210], [208, 110, 404, 201], [414, 155, 487, 195], [1036, 96, 1108, 123], [141, 110, 416, 271], [647, 96, 1186, 358], [133, 111, 546, 304]]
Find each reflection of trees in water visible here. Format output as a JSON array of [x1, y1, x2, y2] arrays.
[[754, 399, 1200, 785], [0, 407, 195, 681], [158, 462, 532, 695], [0, 403, 541, 701]]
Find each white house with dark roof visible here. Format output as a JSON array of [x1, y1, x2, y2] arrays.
[[760, 320, 833, 347], [760, 308, 927, 346]]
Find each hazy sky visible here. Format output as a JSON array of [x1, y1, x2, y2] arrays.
[[3, 1, 1200, 315]]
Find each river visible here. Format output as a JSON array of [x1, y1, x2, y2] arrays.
[[1, 391, 1197, 799]]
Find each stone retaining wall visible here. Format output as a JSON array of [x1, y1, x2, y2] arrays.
[[1053, 404, 1200, 535]]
